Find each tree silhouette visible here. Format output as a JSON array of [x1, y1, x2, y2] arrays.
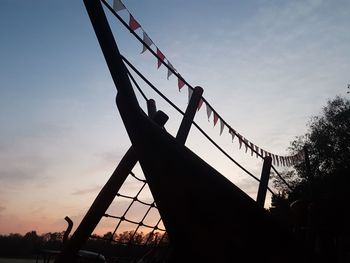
[[272, 96, 350, 262]]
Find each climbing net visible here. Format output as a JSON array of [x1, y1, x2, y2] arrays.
[[89, 169, 169, 261]]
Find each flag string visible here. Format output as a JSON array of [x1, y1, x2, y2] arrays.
[[102, 0, 303, 166]]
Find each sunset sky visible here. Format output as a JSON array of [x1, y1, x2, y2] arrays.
[[1, 0, 349, 235]]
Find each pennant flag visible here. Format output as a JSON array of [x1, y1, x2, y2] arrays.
[[250, 142, 254, 156], [255, 145, 259, 158], [280, 156, 284, 166], [167, 61, 176, 79], [261, 148, 264, 157], [178, 75, 185, 91], [188, 87, 193, 103], [156, 48, 165, 68], [244, 138, 249, 153], [197, 99, 204, 111], [272, 154, 276, 165], [220, 119, 225, 135], [129, 15, 141, 31], [213, 112, 219, 126], [113, 0, 126, 12], [238, 134, 243, 149], [229, 129, 236, 142], [276, 155, 280, 166], [206, 104, 212, 120], [141, 32, 153, 54]]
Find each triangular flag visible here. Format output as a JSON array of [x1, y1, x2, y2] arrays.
[[206, 104, 212, 120], [276, 155, 280, 166], [113, 0, 126, 12], [260, 148, 264, 157], [213, 112, 219, 126], [229, 129, 236, 142], [188, 87, 193, 103], [220, 119, 225, 135], [129, 15, 141, 31], [272, 154, 276, 165], [244, 138, 249, 153], [255, 145, 259, 158], [178, 75, 185, 91], [141, 31, 153, 54], [167, 61, 176, 79], [197, 99, 204, 111], [250, 142, 254, 156], [238, 134, 243, 149], [156, 48, 165, 68]]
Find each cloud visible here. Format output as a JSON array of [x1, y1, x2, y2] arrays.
[[72, 185, 102, 196], [0, 206, 5, 213]]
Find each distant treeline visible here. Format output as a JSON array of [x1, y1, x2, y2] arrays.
[[0, 230, 169, 259]]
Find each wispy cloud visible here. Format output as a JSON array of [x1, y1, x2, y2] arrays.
[[72, 185, 102, 196]]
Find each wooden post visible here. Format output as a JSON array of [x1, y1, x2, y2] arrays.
[[257, 156, 272, 208], [147, 99, 157, 118], [176, 86, 203, 145]]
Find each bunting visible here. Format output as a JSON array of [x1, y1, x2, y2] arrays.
[[250, 142, 254, 156], [156, 48, 165, 68], [220, 119, 225, 135], [206, 104, 212, 120], [106, 0, 303, 168], [238, 134, 243, 149], [244, 138, 249, 153], [197, 99, 204, 111], [213, 112, 219, 126], [113, 0, 126, 12], [178, 75, 185, 91], [167, 61, 176, 79], [129, 15, 141, 31], [188, 87, 193, 103], [229, 129, 235, 142], [141, 32, 153, 54]]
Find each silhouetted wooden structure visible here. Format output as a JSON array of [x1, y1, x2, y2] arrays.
[[55, 0, 311, 262]]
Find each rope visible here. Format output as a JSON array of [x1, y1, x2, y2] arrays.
[[121, 55, 280, 196], [100, 0, 298, 164], [90, 170, 166, 248]]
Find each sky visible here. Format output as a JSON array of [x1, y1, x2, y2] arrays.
[[0, 0, 349, 235]]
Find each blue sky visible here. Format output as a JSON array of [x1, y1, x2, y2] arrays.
[[0, 0, 349, 234]]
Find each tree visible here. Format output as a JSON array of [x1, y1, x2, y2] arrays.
[[272, 96, 350, 262], [288, 96, 350, 203]]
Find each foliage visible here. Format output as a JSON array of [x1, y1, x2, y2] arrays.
[[270, 96, 350, 262], [291, 96, 350, 180], [287, 96, 350, 203]]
